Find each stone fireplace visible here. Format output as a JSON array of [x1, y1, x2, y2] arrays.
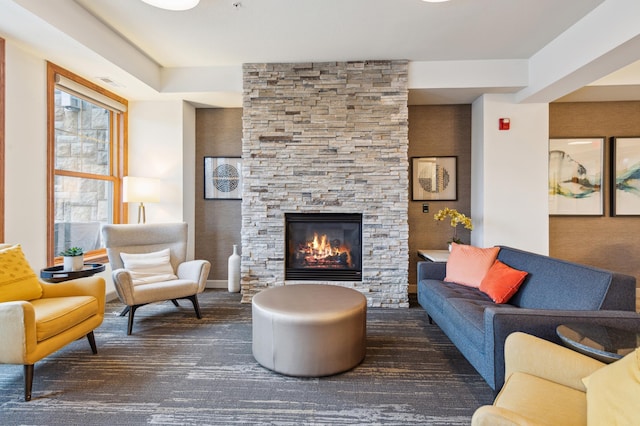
[[241, 61, 409, 307]]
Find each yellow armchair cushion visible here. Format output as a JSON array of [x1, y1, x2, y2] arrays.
[[30, 296, 98, 342], [583, 349, 640, 425], [0, 245, 42, 302], [493, 371, 587, 426]]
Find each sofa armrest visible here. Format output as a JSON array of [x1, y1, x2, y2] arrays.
[[0, 301, 37, 363], [177, 260, 211, 292], [484, 307, 640, 390], [471, 405, 534, 426], [504, 332, 604, 392], [417, 261, 446, 281]]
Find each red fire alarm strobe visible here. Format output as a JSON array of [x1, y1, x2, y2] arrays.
[[499, 118, 510, 130]]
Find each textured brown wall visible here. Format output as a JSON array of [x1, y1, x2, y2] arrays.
[[195, 108, 243, 281], [549, 101, 640, 291], [408, 105, 472, 286]]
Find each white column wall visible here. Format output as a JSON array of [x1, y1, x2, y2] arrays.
[[182, 103, 196, 260], [471, 94, 549, 254]]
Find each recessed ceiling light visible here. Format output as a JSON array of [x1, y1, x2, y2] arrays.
[[422, 0, 451, 2], [140, 0, 200, 11]]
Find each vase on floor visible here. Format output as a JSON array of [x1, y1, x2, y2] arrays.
[[228, 244, 241, 293]]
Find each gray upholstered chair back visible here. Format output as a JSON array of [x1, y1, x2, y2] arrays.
[[101, 223, 188, 272]]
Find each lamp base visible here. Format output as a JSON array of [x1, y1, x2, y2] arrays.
[[138, 203, 146, 224]]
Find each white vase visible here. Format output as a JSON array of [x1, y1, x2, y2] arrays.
[[64, 255, 84, 272], [228, 244, 241, 293]]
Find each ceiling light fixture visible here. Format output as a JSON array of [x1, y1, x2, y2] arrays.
[[422, 0, 451, 2], [140, 0, 200, 11]]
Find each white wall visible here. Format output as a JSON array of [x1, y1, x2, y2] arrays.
[[127, 100, 196, 257], [4, 42, 48, 265], [471, 94, 549, 254]]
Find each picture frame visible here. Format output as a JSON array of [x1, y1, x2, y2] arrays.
[[611, 137, 640, 216], [411, 156, 457, 201], [204, 157, 243, 200], [548, 138, 604, 216]]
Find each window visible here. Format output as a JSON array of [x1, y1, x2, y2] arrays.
[[47, 63, 128, 264]]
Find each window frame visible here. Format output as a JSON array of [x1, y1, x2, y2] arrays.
[[46, 62, 128, 264]]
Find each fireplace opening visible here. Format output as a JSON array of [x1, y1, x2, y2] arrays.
[[285, 213, 362, 281]]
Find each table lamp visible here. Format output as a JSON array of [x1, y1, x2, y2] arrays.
[[123, 176, 161, 224]]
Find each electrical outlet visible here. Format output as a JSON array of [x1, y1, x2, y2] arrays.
[[422, 203, 429, 213]]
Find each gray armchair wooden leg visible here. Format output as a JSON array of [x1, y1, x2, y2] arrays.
[[186, 295, 202, 319], [127, 305, 140, 335]]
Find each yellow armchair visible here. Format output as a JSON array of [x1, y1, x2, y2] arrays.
[[472, 331, 640, 425], [0, 244, 105, 401]]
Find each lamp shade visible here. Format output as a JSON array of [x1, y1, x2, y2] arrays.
[[123, 177, 161, 203]]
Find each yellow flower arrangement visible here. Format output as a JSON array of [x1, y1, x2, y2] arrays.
[[434, 207, 473, 244]]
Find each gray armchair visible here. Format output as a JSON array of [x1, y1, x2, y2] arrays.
[[101, 223, 211, 334]]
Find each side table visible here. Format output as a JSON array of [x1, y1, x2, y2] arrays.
[[556, 322, 639, 363], [40, 263, 106, 283], [417, 249, 450, 262]]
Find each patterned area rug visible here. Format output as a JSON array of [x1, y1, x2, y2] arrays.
[[0, 290, 493, 425]]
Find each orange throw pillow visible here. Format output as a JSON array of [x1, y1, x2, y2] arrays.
[[444, 243, 500, 288], [479, 260, 528, 303]]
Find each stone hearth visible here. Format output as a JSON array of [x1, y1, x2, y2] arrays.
[[241, 61, 409, 307]]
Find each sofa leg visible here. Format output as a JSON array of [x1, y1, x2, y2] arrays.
[[186, 295, 202, 319], [428, 315, 433, 324], [24, 364, 34, 401], [86, 331, 98, 354]]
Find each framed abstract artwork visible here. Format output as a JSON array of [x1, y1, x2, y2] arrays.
[[204, 157, 243, 200], [548, 138, 604, 215], [611, 137, 640, 216], [411, 156, 457, 201]]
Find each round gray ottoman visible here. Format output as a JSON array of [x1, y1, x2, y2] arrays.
[[252, 284, 367, 377]]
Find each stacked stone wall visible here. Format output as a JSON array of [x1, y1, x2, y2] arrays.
[[241, 61, 409, 307]]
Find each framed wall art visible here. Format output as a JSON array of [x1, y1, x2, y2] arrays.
[[611, 137, 640, 216], [204, 157, 243, 200], [411, 156, 457, 201], [548, 138, 604, 215]]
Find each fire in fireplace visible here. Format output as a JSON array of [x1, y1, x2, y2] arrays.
[[285, 213, 362, 281]]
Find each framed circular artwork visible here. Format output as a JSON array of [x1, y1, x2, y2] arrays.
[[411, 156, 457, 201], [204, 157, 243, 199]]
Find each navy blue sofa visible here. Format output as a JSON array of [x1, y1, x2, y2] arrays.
[[417, 245, 640, 391]]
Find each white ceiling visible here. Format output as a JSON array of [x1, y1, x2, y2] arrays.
[[1, 0, 639, 106]]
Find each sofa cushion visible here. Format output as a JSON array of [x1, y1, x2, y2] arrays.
[[0, 244, 43, 302], [120, 248, 178, 285], [582, 348, 640, 425], [445, 244, 500, 288], [442, 297, 496, 350], [479, 260, 528, 304], [497, 246, 615, 310], [31, 296, 98, 342], [494, 371, 586, 426]]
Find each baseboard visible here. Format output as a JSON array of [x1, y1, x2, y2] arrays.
[[207, 280, 227, 289], [106, 290, 119, 302]]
